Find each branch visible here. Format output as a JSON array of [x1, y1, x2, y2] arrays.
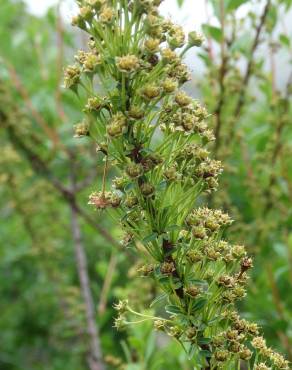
[[70, 201, 106, 370], [229, 0, 272, 139], [1, 58, 65, 152], [55, 1, 68, 122], [5, 123, 123, 253], [214, 0, 227, 154], [98, 252, 118, 314]]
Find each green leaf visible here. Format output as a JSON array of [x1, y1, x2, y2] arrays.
[[226, 0, 248, 12], [202, 24, 223, 43], [150, 293, 167, 308], [199, 350, 212, 358], [279, 34, 290, 47], [197, 337, 212, 345], [165, 304, 182, 315], [192, 298, 207, 311], [177, 0, 184, 7], [142, 233, 158, 244]]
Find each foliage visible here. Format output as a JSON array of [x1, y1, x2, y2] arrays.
[[0, 0, 291, 369], [65, 0, 289, 369]]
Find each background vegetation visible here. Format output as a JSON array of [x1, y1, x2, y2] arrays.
[[0, 0, 291, 369]]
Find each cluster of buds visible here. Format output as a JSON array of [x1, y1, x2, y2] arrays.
[[88, 191, 121, 209], [186, 207, 232, 237]]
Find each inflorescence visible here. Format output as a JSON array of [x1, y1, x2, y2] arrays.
[[65, 1, 289, 369]]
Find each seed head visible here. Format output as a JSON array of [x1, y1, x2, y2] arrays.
[[160, 261, 175, 275], [116, 55, 140, 73], [162, 78, 178, 93], [175, 91, 192, 107], [74, 121, 89, 138], [140, 183, 155, 197], [64, 65, 81, 89], [239, 347, 252, 361], [144, 38, 160, 53], [188, 31, 204, 47], [126, 163, 144, 178], [99, 6, 115, 23], [214, 350, 229, 362], [141, 84, 161, 100]]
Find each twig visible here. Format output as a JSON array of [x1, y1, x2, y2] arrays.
[[98, 252, 118, 314], [70, 201, 106, 370], [2, 58, 65, 152], [266, 264, 292, 360], [55, 1, 67, 122], [5, 122, 123, 253], [229, 0, 272, 139], [214, 0, 227, 153]]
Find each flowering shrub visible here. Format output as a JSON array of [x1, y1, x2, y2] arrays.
[[65, 0, 289, 368]]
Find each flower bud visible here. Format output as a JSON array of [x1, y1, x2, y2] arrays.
[[85, 97, 102, 112], [144, 38, 160, 53], [175, 91, 192, 107], [188, 31, 204, 47], [74, 121, 89, 138], [116, 55, 140, 73], [140, 183, 155, 197], [128, 106, 144, 119], [214, 350, 229, 362], [141, 84, 161, 100], [162, 78, 178, 93], [113, 176, 127, 190], [239, 348, 252, 361], [161, 47, 177, 63], [160, 261, 175, 275], [124, 194, 138, 208], [185, 286, 200, 298], [64, 65, 81, 89], [99, 6, 115, 23], [80, 6, 94, 21], [126, 163, 143, 178], [83, 53, 101, 72]]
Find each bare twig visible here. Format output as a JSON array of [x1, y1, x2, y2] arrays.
[[229, 0, 272, 139], [55, 1, 68, 122], [214, 0, 227, 153], [70, 201, 106, 370], [266, 264, 292, 360], [2, 59, 62, 149], [98, 252, 118, 314]]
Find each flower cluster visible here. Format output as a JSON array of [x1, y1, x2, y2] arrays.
[[66, 1, 289, 369]]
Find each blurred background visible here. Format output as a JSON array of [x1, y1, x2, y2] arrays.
[[0, 0, 291, 369]]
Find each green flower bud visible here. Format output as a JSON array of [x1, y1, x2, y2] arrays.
[[162, 78, 178, 93], [124, 195, 138, 208], [99, 6, 115, 23], [188, 31, 204, 47], [128, 106, 144, 119], [64, 65, 81, 89], [80, 6, 94, 21], [74, 120, 89, 138], [214, 350, 229, 362], [144, 38, 160, 53], [141, 84, 161, 100], [175, 91, 192, 107], [184, 286, 200, 298], [126, 163, 144, 178], [239, 347, 252, 361], [116, 55, 140, 73], [140, 183, 155, 196]]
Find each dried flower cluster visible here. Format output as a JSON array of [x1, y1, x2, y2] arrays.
[[65, 1, 288, 369]]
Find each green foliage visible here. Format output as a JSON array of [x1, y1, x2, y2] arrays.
[[1, 0, 291, 369]]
